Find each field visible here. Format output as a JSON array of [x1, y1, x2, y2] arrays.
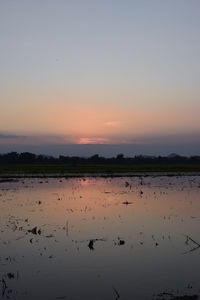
[[0, 163, 200, 175]]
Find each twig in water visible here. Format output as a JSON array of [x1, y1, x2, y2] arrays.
[[66, 220, 68, 237], [183, 235, 200, 254], [113, 287, 120, 299], [2, 277, 7, 296]]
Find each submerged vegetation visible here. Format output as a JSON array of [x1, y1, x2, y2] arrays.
[[0, 152, 200, 174]]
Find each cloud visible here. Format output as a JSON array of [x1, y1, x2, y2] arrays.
[[0, 133, 27, 139], [0, 131, 200, 148], [0, 132, 73, 145], [78, 137, 110, 144], [104, 121, 118, 127]]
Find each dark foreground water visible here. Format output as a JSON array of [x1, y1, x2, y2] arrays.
[[0, 176, 200, 300]]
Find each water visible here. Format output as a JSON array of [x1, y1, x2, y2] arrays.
[[0, 176, 200, 300]]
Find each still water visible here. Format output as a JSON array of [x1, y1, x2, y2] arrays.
[[0, 176, 200, 300]]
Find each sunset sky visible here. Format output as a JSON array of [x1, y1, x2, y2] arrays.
[[0, 1, 200, 155]]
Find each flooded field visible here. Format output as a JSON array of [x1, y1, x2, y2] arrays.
[[0, 176, 200, 300]]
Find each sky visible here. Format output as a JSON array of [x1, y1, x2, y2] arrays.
[[0, 0, 200, 156]]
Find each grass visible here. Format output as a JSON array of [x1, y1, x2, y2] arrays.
[[0, 163, 200, 175]]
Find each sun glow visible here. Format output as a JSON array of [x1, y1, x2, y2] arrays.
[[78, 137, 110, 144]]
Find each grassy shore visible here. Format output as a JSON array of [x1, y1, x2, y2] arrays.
[[0, 163, 200, 176]]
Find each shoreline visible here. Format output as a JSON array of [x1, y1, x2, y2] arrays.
[[0, 171, 200, 179]]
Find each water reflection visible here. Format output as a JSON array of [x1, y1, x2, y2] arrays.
[[0, 176, 200, 299]]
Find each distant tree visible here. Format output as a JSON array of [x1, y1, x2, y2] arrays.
[[90, 154, 100, 162], [4, 152, 19, 163], [19, 152, 36, 163], [116, 154, 124, 161]]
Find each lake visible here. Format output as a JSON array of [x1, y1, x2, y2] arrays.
[[0, 176, 200, 300]]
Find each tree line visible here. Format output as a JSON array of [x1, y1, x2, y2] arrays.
[[0, 152, 199, 164]]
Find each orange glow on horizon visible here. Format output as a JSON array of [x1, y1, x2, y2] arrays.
[[78, 137, 110, 144]]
